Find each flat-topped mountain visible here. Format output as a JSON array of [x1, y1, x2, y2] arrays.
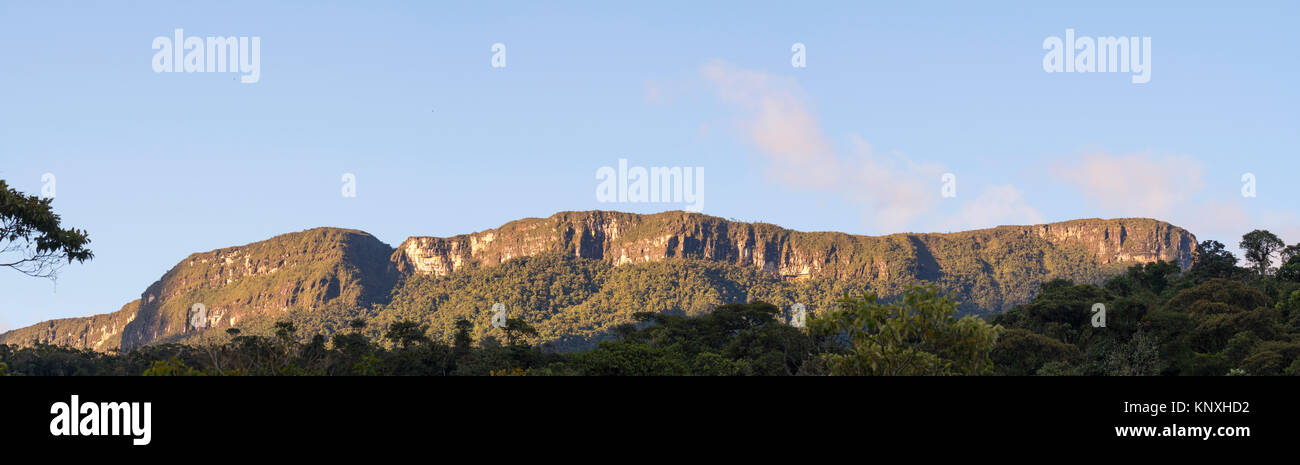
[[395, 211, 1195, 280], [1, 211, 1196, 352]]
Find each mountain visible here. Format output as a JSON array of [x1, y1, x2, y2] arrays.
[[0, 301, 139, 352], [1, 211, 1196, 352], [390, 211, 1196, 314], [1, 228, 400, 351]]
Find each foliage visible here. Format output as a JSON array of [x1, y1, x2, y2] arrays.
[[0, 179, 93, 278], [810, 285, 1002, 375], [993, 229, 1300, 376], [8, 228, 1300, 377], [1240, 230, 1284, 276], [1188, 240, 1239, 282]]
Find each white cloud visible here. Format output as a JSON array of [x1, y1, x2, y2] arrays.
[[947, 184, 1045, 231], [1052, 152, 1205, 218], [701, 60, 968, 233], [1049, 153, 1300, 256], [701, 60, 839, 188]]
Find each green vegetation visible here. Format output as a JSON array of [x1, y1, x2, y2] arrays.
[[0, 287, 987, 376], [7, 225, 1300, 376], [0, 178, 92, 278], [992, 235, 1300, 376], [1, 212, 1191, 352], [811, 284, 1001, 375], [7, 213, 1294, 376]]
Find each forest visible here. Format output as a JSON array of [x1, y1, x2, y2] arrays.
[[4, 230, 1299, 376]]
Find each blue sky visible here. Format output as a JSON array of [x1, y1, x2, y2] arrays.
[[2, 1, 1297, 330]]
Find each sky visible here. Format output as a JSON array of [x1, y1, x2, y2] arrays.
[[2, 1, 1298, 331]]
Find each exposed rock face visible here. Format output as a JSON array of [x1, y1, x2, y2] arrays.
[[393, 211, 1197, 281], [118, 227, 399, 350], [2, 211, 1197, 352], [0, 301, 138, 351], [2, 228, 400, 352], [1031, 219, 1196, 268]]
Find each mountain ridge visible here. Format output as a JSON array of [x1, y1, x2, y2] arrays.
[[0, 211, 1196, 351]]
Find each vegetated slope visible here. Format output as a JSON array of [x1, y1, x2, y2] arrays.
[[370, 206, 1196, 352], [2, 211, 1195, 352], [369, 253, 885, 351], [0, 301, 139, 351], [393, 211, 1195, 312], [1, 228, 400, 351]]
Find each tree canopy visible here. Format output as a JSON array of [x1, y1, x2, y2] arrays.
[[0, 179, 92, 278]]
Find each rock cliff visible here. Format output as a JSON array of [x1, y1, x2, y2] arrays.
[[393, 211, 1196, 281], [2, 211, 1196, 352]]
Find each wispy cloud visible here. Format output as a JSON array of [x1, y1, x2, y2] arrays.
[[1052, 152, 1205, 218], [947, 184, 1045, 231], [701, 60, 1041, 233], [701, 61, 839, 188], [1049, 152, 1300, 253]]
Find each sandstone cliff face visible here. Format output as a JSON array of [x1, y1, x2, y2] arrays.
[[118, 227, 399, 350], [1031, 218, 1197, 268], [2, 211, 1198, 352], [393, 211, 1197, 282], [0, 301, 139, 351]]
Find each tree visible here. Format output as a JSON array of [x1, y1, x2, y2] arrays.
[[502, 318, 539, 346], [1278, 255, 1300, 282], [385, 320, 428, 349], [0, 179, 93, 278], [452, 318, 473, 356], [273, 321, 297, 343], [1190, 240, 1238, 280], [810, 284, 1003, 376], [1102, 331, 1163, 376], [1239, 230, 1284, 276], [1281, 244, 1300, 264]]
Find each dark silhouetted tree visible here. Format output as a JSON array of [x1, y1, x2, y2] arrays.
[[1281, 244, 1300, 264], [502, 318, 539, 346], [1240, 230, 1284, 275], [0, 179, 93, 278], [1190, 240, 1238, 280], [385, 320, 429, 349]]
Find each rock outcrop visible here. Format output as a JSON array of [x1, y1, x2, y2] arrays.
[[0, 301, 138, 351], [2, 228, 400, 351], [2, 211, 1197, 352], [393, 211, 1196, 281]]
